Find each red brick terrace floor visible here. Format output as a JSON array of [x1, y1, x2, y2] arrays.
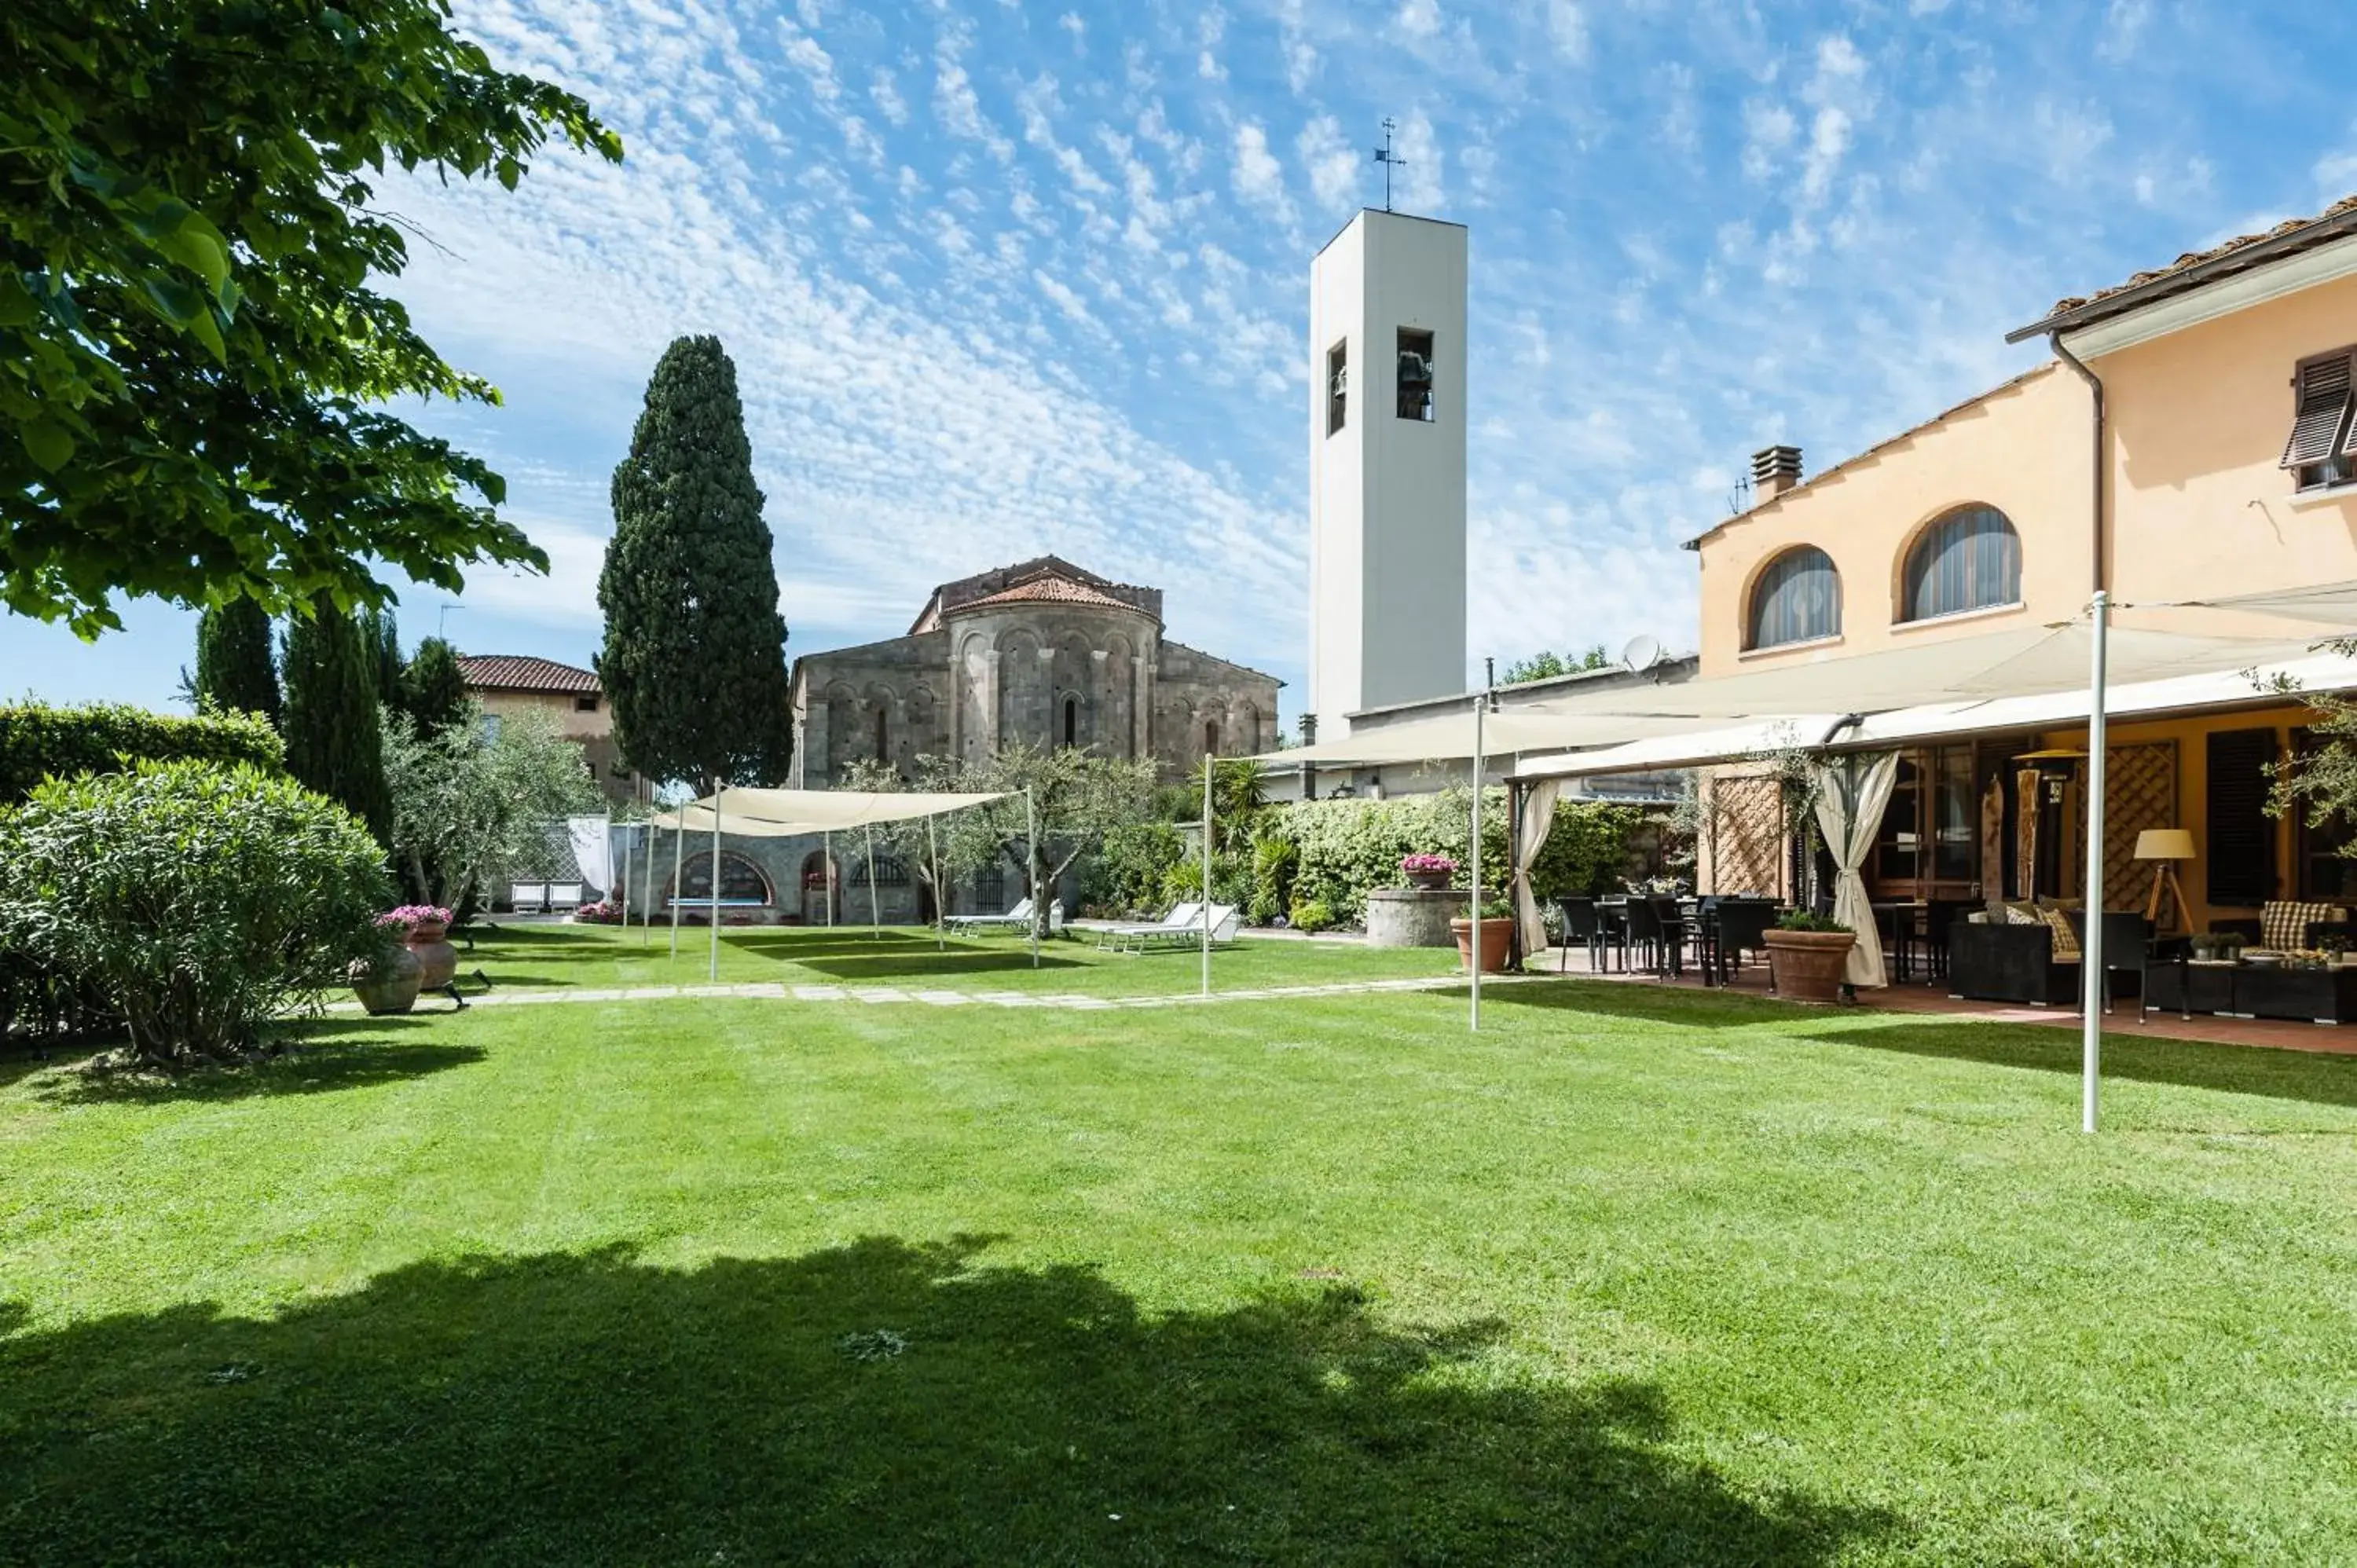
[[1531, 947, 2357, 1057]]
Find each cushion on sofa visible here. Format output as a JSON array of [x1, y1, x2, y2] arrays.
[[2262, 900, 2342, 951]]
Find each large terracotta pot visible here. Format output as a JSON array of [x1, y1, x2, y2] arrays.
[[406, 918, 459, 991], [352, 945, 423, 1015], [1765, 929, 1856, 1003], [1450, 917, 1514, 973]]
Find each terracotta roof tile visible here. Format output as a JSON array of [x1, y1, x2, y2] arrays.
[[2032, 192, 2357, 326], [457, 654, 601, 694], [959, 574, 1147, 614]]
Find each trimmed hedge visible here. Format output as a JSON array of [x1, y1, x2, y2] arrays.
[[0, 702, 283, 803], [1270, 791, 1645, 925]]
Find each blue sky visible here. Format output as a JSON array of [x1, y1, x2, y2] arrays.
[[12, 0, 2357, 728]]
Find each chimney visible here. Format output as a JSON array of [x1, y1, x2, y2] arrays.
[[1750, 444, 1802, 502]]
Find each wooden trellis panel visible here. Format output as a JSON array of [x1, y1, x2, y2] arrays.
[[1709, 773, 1787, 898], [2072, 742, 2177, 910]]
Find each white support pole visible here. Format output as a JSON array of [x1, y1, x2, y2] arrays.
[[864, 824, 880, 939], [927, 812, 945, 953], [707, 788, 723, 984], [1470, 695, 1486, 1032], [668, 819, 684, 961], [1025, 786, 1041, 969], [2083, 591, 2110, 1134], [1201, 752, 1214, 998]]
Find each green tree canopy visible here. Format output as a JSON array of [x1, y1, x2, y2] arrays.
[[281, 600, 390, 844], [360, 606, 404, 711], [192, 597, 280, 725], [2, 0, 621, 635], [894, 743, 1157, 938], [1501, 645, 1612, 685], [598, 335, 792, 789], [382, 701, 598, 909], [400, 636, 471, 737]]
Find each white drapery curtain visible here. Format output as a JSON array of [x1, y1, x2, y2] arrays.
[[1513, 779, 1562, 955], [566, 815, 614, 897], [1809, 753, 1899, 988]]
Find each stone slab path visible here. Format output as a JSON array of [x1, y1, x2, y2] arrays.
[[342, 973, 1521, 1017]]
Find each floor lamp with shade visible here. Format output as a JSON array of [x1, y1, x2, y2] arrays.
[[2135, 829, 2195, 932]]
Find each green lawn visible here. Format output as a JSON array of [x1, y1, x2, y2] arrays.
[[455, 918, 1462, 996], [5, 975, 2357, 1563]]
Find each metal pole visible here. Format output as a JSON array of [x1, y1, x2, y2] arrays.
[[864, 824, 880, 939], [823, 830, 834, 927], [641, 822, 658, 943], [2083, 591, 2110, 1134], [707, 786, 723, 984], [616, 822, 629, 934], [927, 812, 944, 952], [1025, 786, 1040, 969], [1201, 752, 1214, 998], [668, 817, 684, 961], [1471, 695, 1486, 1031]]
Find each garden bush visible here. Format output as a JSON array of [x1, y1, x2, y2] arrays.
[[0, 702, 282, 802], [1288, 899, 1336, 934], [1081, 821, 1187, 916], [0, 760, 392, 1064], [1250, 837, 1299, 925], [1159, 850, 1255, 914], [1266, 792, 1647, 925]]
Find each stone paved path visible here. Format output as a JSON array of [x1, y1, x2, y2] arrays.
[[342, 973, 1519, 1016]]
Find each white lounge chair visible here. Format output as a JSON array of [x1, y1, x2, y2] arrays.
[[1124, 903, 1241, 951], [548, 881, 584, 910], [508, 880, 548, 913], [945, 896, 1031, 936], [1098, 902, 1200, 950]]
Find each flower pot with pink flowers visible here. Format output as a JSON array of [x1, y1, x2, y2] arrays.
[[1400, 852, 1459, 892], [378, 905, 458, 993]]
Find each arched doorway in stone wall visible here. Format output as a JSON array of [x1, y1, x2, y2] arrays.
[[799, 850, 838, 925]]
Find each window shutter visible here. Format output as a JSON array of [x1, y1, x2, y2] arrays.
[[2281, 354, 2354, 469], [2205, 727, 2278, 907]]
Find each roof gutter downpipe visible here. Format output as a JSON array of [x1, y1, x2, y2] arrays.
[[2049, 332, 2106, 595]]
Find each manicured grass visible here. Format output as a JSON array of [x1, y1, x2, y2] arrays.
[[457, 918, 1461, 997], [6, 980, 2357, 1562]]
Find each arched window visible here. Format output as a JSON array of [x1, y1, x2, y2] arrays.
[[1746, 547, 1842, 650], [1901, 505, 2021, 622], [872, 707, 889, 761], [1062, 696, 1080, 748], [1204, 719, 1220, 757]]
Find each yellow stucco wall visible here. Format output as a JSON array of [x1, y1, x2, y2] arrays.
[[472, 689, 651, 806], [1692, 265, 2357, 673]]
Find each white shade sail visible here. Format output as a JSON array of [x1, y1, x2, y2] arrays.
[[1516, 648, 2357, 781], [684, 787, 1009, 835], [2183, 579, 2357, 629]]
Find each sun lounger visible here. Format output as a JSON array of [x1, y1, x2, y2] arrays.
[[1120, 903, 1241, 951], [945, 896, 1047, 936], [1097, 902, 1200, 950]]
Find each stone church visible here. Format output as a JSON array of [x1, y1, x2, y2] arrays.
[[787, 557, 1282, 786]]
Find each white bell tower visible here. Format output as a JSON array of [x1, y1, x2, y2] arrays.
[[1307, 208, 1468, 740]]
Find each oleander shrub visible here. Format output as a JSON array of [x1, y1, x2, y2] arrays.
[[0, 760, 391, 1064], [0, 702, 282, 802]]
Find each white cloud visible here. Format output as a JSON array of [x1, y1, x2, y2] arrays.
[[933, 27, 1014, 162], [1297, 115, 1359, 213], [1391, 108, 1444, 214], [1546, 0, 1589, 63], [2100, 0, 2152, 60], [1277, 0, 1317, 93], [1231, 122, 1298, 225], [1396, 0, 1442, 42], [870, 68, 908, 126]]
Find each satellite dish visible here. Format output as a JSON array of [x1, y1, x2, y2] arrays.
[[1621, 634, 1663, 673]]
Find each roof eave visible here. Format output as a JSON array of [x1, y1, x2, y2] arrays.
[[2004, 207, 2357, 344]]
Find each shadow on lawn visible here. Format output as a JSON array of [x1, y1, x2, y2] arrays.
[[794, 952, 1090, 980], [0, 1237, 1886, 1566], [1798, 1017, 2357, 1110], [1482, 977, 1796, 1031], [28, 1023, 486, 1107]]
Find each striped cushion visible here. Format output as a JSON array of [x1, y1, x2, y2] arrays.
[[2261, 900, 2341, 951]]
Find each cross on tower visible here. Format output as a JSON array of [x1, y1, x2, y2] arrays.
[[1372, 117, 1408, 212]]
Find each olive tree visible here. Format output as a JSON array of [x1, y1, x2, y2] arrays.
[[380, 702, 601, 909]]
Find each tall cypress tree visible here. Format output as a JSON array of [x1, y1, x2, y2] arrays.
[[192, 598, 280, 725], [359, 605, 405, 710], [281, 598, 391, 844], [598, 335, 792, 788], [401, 636, 471, 737]]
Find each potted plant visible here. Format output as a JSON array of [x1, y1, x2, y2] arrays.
[[350, 932, 423, 1016], [1450, 896, 1516, 973], [1763, 910, 1855, 1003], [380, 905, 458, 993], [1401, 852, 1458, 892]]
